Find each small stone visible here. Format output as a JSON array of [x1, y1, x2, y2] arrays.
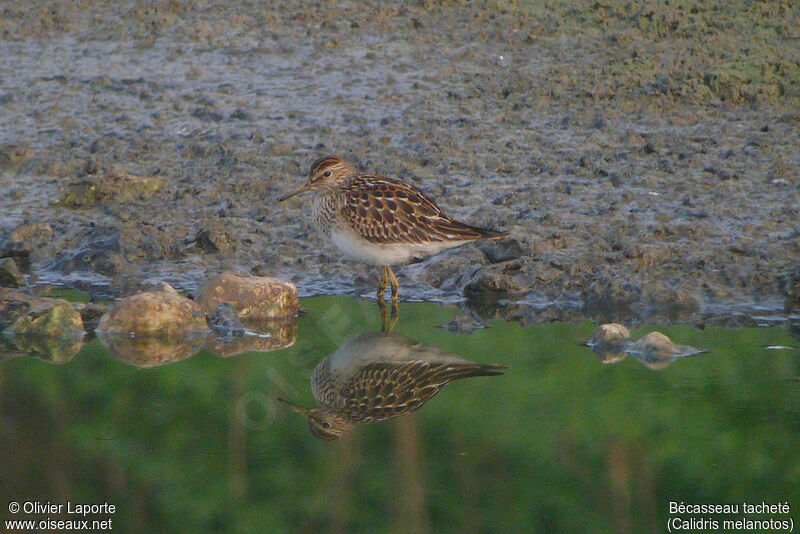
[[0, 258, 25, 287], [477, 237, 524, 263], [463, 268, 528, 296], [197, 271, 299, 320], [97, 283, 209, 336], [195, 228, 236, 253]]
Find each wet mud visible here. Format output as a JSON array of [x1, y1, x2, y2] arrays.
[[1, 1, 798, 327]]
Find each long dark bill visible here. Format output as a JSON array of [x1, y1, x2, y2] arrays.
[[278, 182, 312, 202]]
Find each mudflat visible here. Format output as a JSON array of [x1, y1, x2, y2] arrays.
[[0, 1, 798, 325]]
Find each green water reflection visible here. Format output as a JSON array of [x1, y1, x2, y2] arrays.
[[1, 296, 798, 533]]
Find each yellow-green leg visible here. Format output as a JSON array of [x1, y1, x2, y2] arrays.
[[377, 296, 399, 335], [387, 266, 399, 302], [377, 266, 388, 298]]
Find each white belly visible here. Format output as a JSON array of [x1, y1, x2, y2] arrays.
[[330, 228, 467, 266]]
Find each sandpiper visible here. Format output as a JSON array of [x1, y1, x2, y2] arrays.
[[278, 331, 507, 440], [279, 156, 506, 300]]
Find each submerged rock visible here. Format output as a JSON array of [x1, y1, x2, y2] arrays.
[[0, 258, 25, 287], [197, 270, 299, 320], [97, 283, 209, 336], [629, 331, 704, 370]]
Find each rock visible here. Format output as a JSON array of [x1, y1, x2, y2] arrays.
[[0, 289, 73, 330], [6, 298, 85, 363], [197, 271, 299, 320], [10, 302, 83, 336], [463, 267, 529, 296], [71, 302, 108, 332], [55, 170, 166, 208], [97, 283, 209, 336], [195, 227, 236, 253], [0, 144, 35, 172], [584, 278, 642, 309], [439, 315, 486, 334], [8, 223, 55, 244], [0, 258, 25, 287], [0, 289, 37, 329], [1, 223, 54, 271], [587, 323, 631, 347], [784, 267, 800, 301], [629, 331, 704, 370], [209, 303, 246, 337], [477, 237, 524, 263], [49, 226, 127, 276]]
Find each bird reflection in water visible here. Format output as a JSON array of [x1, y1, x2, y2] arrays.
[[278, 323, 507, 440]]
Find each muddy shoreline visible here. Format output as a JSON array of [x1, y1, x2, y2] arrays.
[[1, 1, 798, 327]]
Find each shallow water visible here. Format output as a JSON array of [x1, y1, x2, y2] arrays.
[[1, 296, 798, 532]]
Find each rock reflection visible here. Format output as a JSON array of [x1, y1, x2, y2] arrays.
[[279, 331, 507, 440], [587, 324, 705, 370], [587, 323, 630, 364], [2, 331, 84, 363], [207, 317, 297, 357], [628, 331, 705, 370], [97, 331, 207, 368]]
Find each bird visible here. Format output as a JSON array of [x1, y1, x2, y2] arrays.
[[278, 331, 507, 440], [278, 155, 506, 301]]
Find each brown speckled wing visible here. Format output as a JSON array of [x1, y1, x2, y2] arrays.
[[337, 360, 506, 423], [340, 175, 492, 245]]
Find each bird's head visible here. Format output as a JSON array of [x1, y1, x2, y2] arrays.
[[278, 156, 357, 201], [277, 397, 353, 440]]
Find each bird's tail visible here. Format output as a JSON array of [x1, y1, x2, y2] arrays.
[[466, 224, 507, 240]]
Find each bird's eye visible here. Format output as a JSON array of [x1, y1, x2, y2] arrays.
[[322, 422, 331, 429], [323, 170, 331, 177]]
